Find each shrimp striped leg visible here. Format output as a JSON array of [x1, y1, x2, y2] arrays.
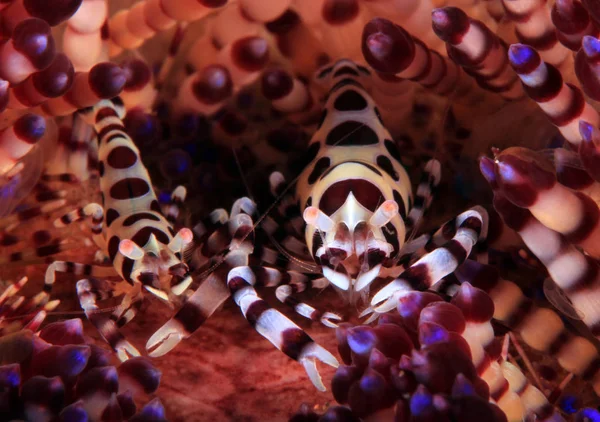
[[187, 200, 255, 274], [187, 209, 230, 270], [44, 261, 119, 297], [414, 203, 492, 265], [146, 204, 256, 357], [161, 185, 187, 224], [189, 198, 255, 270], [53, 202, 104, 233], [393, 215, 486, 277], [265, 171, 305, 244], [220, 265, 341, 327], [275, 279, 342, 328], [259, 171, 314, 269], [369, 206, 487, 313], [76, 278, 141, 361], [226, 266, 339, 391], [32, 186, 69, 204], [145, 254, 238, 357], [40, 173, 79, 183], [404, 159, 442, 235]]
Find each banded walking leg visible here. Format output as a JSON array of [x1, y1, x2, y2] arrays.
[[404, 159, 442, 236], [420, 206, 490, 263], [187, 208, 230, 271], [44, 262, 119, 301], [275, 278, 342, 328], [257, 172, 318, 272], [228, 197, 256, 254], [230, 196, 257, 218], [146, 203, 256, 356], [109, 285, 145, 329], [54, 203, 104, 235], [189, 197, 255, 271], [252, 229, 320, 275], [227, 265, 339, 391], [193, 197, 256, 272], [146, 249, 248, 357], [0, 169, 64, 218], [225, 265, 341, 327], [76, 278, 141, 361], [265, 171, 306, 243], [392, 233, 435, 270], [369, 206, 487, 314], [162, 185, 187, 224]]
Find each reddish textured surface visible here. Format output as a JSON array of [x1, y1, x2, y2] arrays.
[[120, 292, 341, 421]]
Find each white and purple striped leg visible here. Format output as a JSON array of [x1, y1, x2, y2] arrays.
[[257, 172, 315, 271], [404, 159, 442, 236], [267, 171, 305, 241], [394, 233, 435, 269], [370, 206, 487, 314], [76, 278, 141, 361], [188, 197, 255, 271], [146, 205, 256, 357], [162, 185, 187, 224], [187, 208, 230, 271], [0, 201, 102, 267], [44, 261, 119, 300], [224, 264, 341, 327], [54, 202, 104, 235], [227, 266, 339, 391], [422, 206, 490, 264], [110, 289, 145, 330], [230, 196, 257, 219], [146, 250, 247, 357], [275, 280, 342, 328], [228, 198, 256, 255]]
